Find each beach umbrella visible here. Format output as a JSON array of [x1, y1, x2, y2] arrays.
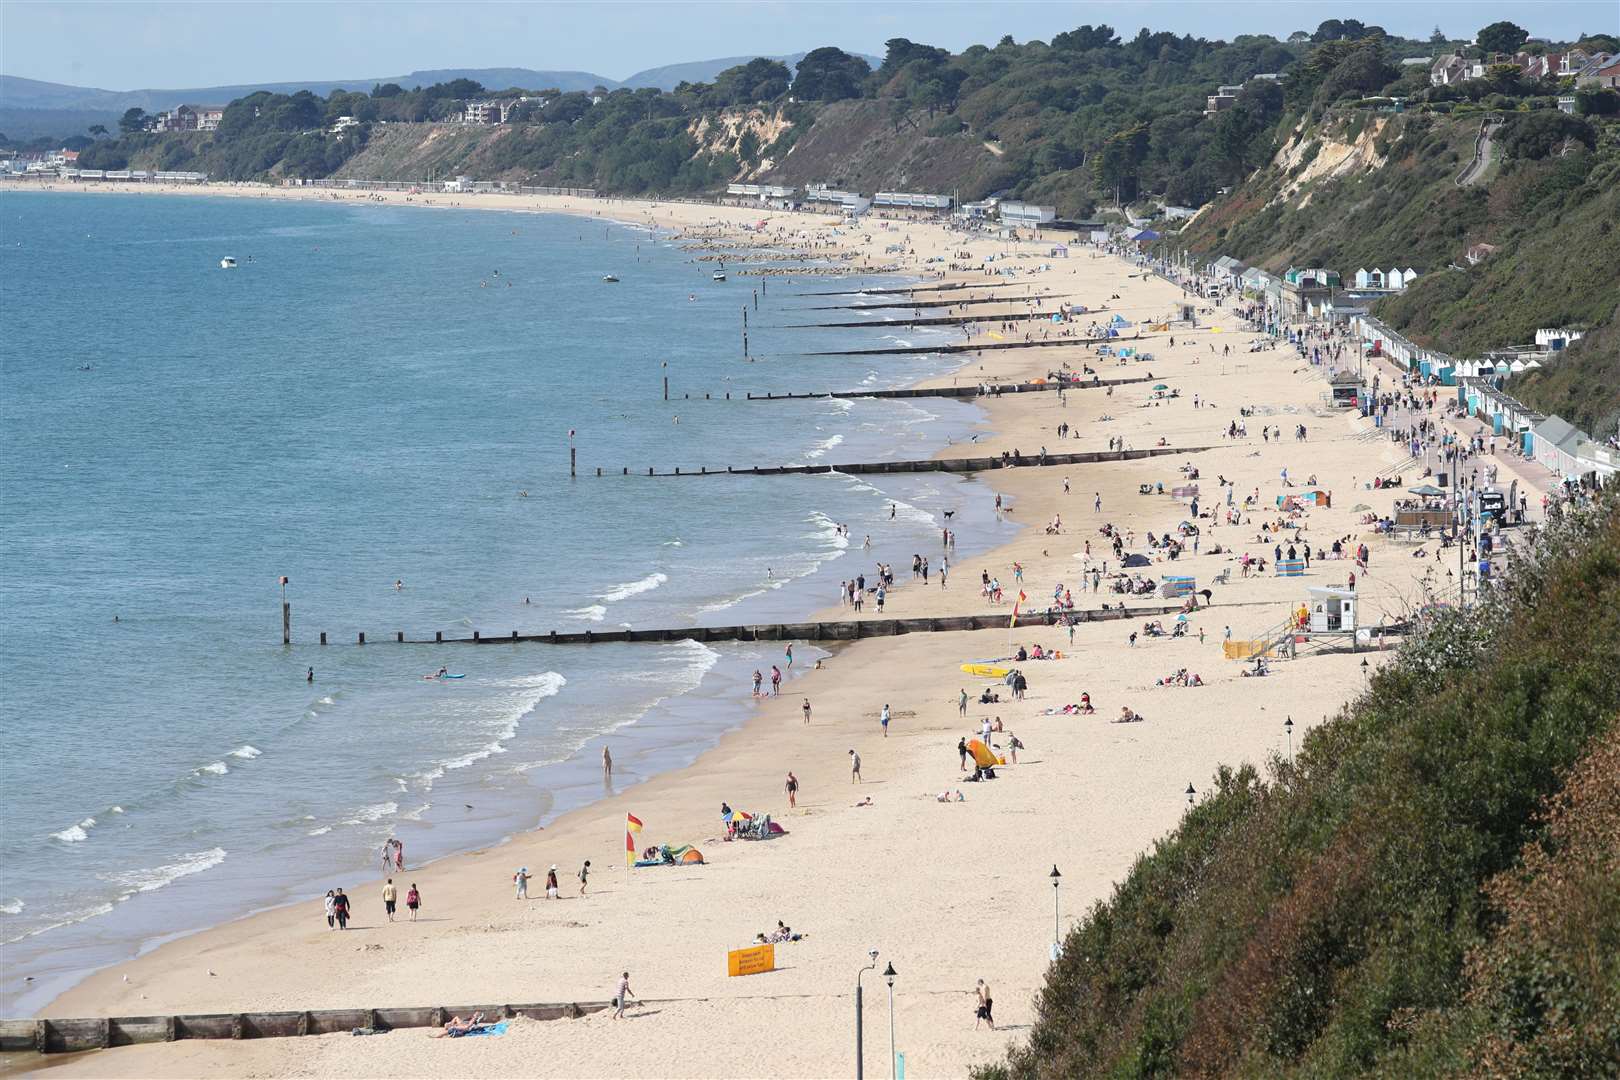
[[1153, 383, 1169, 390]]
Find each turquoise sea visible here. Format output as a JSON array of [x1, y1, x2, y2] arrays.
[[0, 191, 1016, 1012]]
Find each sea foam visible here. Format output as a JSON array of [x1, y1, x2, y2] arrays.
[[597, 572, 668, 602]]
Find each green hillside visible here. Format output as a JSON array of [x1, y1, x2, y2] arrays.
[[979, 494, 1620, 1078]]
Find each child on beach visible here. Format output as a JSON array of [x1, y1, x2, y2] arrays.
[[323, 890, 335, 929], [849, 749, 862, 783], [514, 867, 530, 900], [880, 704, 890, 737], [578, 861, 590, 897]]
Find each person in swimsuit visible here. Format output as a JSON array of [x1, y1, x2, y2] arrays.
[[975, 979, 994, 1029], [785, 771, 798, 808]]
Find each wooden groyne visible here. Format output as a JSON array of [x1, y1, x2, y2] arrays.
[[740, 374, 1154, 401], [0, 1000, 612, 1055], [799, 294, 1069, 312], [797, 281, 1029, 297], [604, 444, 1206, 480], [305, 602, 1226, 648], [781, 311, 1066, 330], [810, 334, 1152, 357]]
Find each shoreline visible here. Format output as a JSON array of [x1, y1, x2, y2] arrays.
[[2, 185, 1003, 1019], [6, 184, 1481, 1078]]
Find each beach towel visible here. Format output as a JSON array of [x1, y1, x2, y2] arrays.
[[461, 1022, 508, 1038]]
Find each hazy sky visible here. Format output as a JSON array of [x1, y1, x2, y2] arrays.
[[5, 1, 1616, 89]]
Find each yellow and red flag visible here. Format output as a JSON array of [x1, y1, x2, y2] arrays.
[[1010, 590, 1027, 628], [626, 813, 643, 867]]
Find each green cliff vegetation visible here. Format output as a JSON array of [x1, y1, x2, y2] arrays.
[[979, 493, 1620, 1078]]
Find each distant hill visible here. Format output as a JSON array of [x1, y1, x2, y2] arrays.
[[619, 51, 880, 89], [0, 68, 615, 114], [0, 56, 881, 142]]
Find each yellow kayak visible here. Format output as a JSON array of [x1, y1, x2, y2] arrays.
[[960, 663, 1011, 678]]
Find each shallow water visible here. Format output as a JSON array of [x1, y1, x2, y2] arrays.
[[0, 192, 1017, 1012]]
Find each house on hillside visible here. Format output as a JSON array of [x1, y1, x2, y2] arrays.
[[1583, 58, 1620, 89], [153, 105, 225, 132], [1430, 54, 1468, 85], [330, 116, 360, 134], [1464, 242, 1498, 265], [1204, 85, 1243, 115]]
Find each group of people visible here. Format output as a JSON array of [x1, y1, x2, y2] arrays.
[[512, 862, 589, 899], [321, 881, 420, 928]]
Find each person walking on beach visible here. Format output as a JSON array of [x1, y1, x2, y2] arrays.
[[959, 737, 970, 770], [959, 688, 968, 716], [785, 771, 799, 808], [545, 865, 560, 899], [323, 889, 336, 930], [406, 883, 421, 921], [975, 979, 995, 1030], [514, 867, 530, 900], [803, 698, 812, 724], [849, 749, 862, 783], [1094, 492, 1102, 513], [382, 879, 398, 922], [332, 888, 350, 930], [603, 747, 613, 780], [880, 703, 890, 737], [771, 665, 783, 695], [578, 860, 591, 897], [613, 972, 635, 1019]]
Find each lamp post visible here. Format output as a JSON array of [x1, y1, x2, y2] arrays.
[[883, 962, 898, 1080], [1360, 658, 1370, 688], [1185, 782, 1196, 807], [855, 951, 878, 1080], [1049, 865, 1062, 956], [1285, 716, 1293, 760]]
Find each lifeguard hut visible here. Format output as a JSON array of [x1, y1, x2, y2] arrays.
[[1306, 586, 1357, 635]]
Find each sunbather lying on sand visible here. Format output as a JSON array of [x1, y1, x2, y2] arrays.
[[431, 1012, 487, 1038], [1115, 707, 1145, 724]]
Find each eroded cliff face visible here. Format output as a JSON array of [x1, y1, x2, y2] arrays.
[[1270, 115, 1393, 208]]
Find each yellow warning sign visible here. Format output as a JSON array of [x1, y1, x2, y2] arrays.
[[727, 943, 776, 977]]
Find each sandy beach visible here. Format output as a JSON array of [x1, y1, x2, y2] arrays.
[[5, 180, 1552, 1078]]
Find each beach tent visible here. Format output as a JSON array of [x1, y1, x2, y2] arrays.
[[1407, 484, 1445, 497], [967, 739, 1005, 768], [680, 848, 705, 864], [1122, 553, 1152, 567]]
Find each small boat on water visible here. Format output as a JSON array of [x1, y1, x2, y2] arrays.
[[602, 274, 619, 283], [712, 269, 727, 282], [219, 256, 237, 269]]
